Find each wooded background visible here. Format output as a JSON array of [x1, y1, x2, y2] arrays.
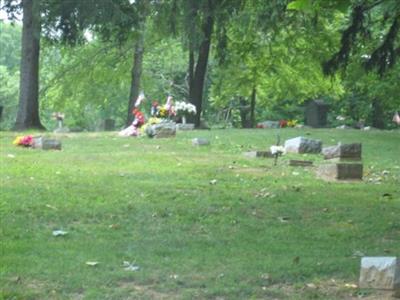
[[0, 0, 399, 130]]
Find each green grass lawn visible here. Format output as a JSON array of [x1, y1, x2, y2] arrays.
[[1, 128, 399, 299]]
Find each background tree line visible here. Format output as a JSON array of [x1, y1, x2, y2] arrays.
[[0, 0, 399, 130]]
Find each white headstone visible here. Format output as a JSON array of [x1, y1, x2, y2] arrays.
[[284, 137, 322, 154], [359, 257, 400, 291]]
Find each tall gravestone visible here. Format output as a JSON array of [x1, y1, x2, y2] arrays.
[[305, 100, 329, 128]]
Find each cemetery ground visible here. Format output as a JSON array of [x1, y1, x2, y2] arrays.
[[0, 128, 399, 300]]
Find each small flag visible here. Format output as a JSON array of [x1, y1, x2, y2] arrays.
[[134, 92, 145, 107], [165, 95, 173, 110]]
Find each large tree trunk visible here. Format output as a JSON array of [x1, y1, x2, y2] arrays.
[[250, 86, 256, 128], [14, 0, 44, 130], [126, 33, 144, 126], [188, 0, 213, 127], [371, 98, 385, 129]]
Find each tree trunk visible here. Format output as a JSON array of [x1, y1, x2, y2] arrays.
[[371, 98, 385, 129], [239, 97, 250, 128], [14, 0, 44, 130], [188, 49, 194, 97], [189, 0, 213, 127], [250, 86, 256, 128], [126, 33, 144, 126]]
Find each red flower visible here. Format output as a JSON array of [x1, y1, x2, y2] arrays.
[[20, 135, 33, 146], [132, 109, 145, 127], [279, 120, 288, 128]]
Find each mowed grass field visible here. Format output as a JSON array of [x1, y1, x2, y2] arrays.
[[0, 128, 399, 300]]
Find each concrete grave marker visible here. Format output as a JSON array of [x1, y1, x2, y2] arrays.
[[176, 123, 195, 131], [146, 123, 176, 138], [284, 137, 322, 154], [192, 138, 210, 146], [32, 137, 62, 150], [359, 257, 400, 291], [317, 162, 362, 180], [322, 143, 362, 160], [243, 151, 274, 158], [289, 160, 313, 167], [318, 142, 363, 181]]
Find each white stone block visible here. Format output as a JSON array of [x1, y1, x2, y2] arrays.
[[284, 136, 322, 154], [359, 257, 400, 290]]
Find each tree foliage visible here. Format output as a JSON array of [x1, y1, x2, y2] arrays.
[[0, 0, 398, 130]]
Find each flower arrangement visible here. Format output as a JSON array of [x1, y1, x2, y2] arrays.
[[151, 100, 176, 119], [132, 108, 145, 127], [279, 120, 288, 128], [279, 119, 298, 128], [175, 101, 196, 116], [151, 101, 159, 116], [13, 135, 34, 147], [52, 112, 65, 121], [158, 106, 168, 118], [287, 119, 298, 127], [140, 117, 162, 135]]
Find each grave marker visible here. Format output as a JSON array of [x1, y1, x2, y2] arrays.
[[359, 257, 400, 291]]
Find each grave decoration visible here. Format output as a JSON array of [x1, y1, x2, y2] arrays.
[[52, 112, 69, 133], [118, 107, 145, 137], [119, 94, 184, 138], [256, 119, 298, 129], [393, 111, 400, 125], [271, 134, 285, 166], [243, 134, 285, 162], [149, 96, 176, 118], [144, 120, 176, 138], [52, 112, 65, 126], [143, 95, 177, 138], [175, 101, 196, 124], [13, 135, 34, 147], [13, 135, 62, 150]]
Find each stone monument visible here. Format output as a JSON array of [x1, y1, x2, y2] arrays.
[[359, 257, 400, 292], [317, 143, 363, 181], [305, 100, 329, 128]]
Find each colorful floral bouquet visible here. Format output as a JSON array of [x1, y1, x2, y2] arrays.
[[287, 119, 298, 127], [140, 117, 162, 134], [278, 119, 298, 128], [175, 101, 196, 116], [132, 108, 145, 127], [13, 135, 34, 147], [158, 106, 168, 118], [279, 120, 288, 128]]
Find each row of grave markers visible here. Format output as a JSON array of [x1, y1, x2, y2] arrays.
[[244, 136, 364, 181]]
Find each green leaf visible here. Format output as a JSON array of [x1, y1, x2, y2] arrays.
[[287, 0, 313, 11]]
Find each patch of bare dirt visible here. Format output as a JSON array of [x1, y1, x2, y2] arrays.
[[119, 281, 179, 300], [267, 279, 397, 300]]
